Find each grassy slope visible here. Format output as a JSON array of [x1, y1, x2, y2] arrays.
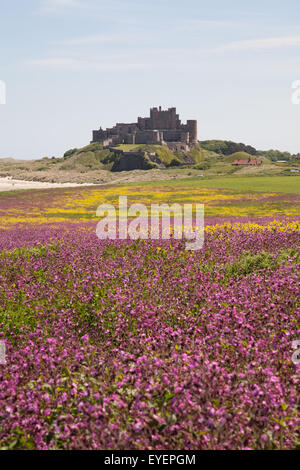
[[187, 144, 220, 164], [60, 143, 116, 171]]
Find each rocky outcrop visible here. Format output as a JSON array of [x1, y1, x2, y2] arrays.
[[111, 152, 159, 172]]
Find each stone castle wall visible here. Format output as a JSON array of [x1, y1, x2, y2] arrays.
[[92, 107, 198, 152]]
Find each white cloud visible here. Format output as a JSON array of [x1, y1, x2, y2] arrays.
[[175, 19, 238, 32], [49, 0, 81, 5], [53, 18, 238, 47], [216, 35, 300, 52], [37, 0, 139, 23], [40, 0, 84, 12], [27, 32, 300, 72], [27, 45, 211, 71], [30, 58, 84, 68], [28, 57, 154, 70], [57, 33, 135, 46]]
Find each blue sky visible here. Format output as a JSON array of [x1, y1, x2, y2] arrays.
[[0, 0, 300, 159]]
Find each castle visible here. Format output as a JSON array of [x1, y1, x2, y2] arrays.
[[91, 107, 198, 152]]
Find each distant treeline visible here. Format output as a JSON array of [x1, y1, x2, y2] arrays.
[[199, 140, 257, 156], [199, 140, 298, 162], [259, 150, 295, 162]]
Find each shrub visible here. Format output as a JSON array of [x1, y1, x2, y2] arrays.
[[194, 161, 211, 170], [63, 148, 78, 159], [167, 158, 181, 167]]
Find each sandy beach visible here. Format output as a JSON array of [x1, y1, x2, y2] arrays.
[[0, 176, 96, 192]]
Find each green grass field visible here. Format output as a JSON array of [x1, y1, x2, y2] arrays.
[[124, 175, 300, 194]]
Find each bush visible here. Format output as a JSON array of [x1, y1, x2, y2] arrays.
[[194, 161, 211, 170], [63, 148, 78, 159], [167, 158, 181, 167]]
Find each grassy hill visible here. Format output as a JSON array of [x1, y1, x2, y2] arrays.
[[224, 152, 255, 163], [60, 143, 116, 171], [0, 139, 298, 184], [58, 142, 233, 173], [111, 144, 178, 166]]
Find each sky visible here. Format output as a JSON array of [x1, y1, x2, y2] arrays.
[[0, 0, 300, 159]]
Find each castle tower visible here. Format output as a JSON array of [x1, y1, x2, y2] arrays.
[[150, 107, 178, 129], [186, 120, 198, 144]]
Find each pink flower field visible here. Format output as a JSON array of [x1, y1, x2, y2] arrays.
[[0, 217, 299, 450]]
